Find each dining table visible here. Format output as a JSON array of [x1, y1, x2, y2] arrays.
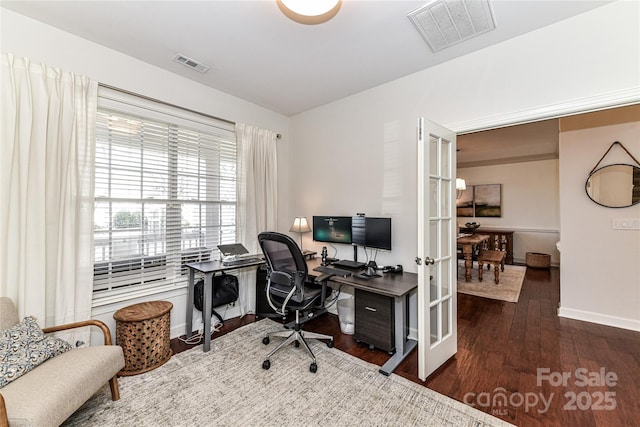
[[457, 234, 490, 282]]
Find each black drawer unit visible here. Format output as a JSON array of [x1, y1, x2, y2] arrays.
[[354, 288, 395, 353]]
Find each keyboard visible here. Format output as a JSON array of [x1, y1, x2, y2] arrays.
[[222, 257, 263, 267], [333, 259, 366, 269], [313, 265, 352, 277]]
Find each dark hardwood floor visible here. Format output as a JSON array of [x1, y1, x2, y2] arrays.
[[172, 267, 640, 427]]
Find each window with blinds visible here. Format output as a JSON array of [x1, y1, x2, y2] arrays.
[[93, 88, 237, 303]]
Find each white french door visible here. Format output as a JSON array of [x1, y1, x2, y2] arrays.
[[416, 117, 457, 381]]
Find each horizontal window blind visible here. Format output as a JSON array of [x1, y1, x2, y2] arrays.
[[93, 87, 237, 303]]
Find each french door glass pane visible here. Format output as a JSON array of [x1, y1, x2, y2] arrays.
[[441, 138, 451, 179], [442, 298, 451, 337], [430, 261, 439, 303], [430, 304, 439, 345], [441, 258, 451, 298], [429, 135, 438, 174]]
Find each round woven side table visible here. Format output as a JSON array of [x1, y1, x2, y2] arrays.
[[113, 300, 173, 376]]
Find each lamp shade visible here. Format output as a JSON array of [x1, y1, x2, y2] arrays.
[[289, 217, 311, 233], [456, 178, 467, 190]]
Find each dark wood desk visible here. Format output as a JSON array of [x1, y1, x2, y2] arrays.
[[307, 258, 417, 376], [457, 234, 489, 282], [186, 257, 264, 352]]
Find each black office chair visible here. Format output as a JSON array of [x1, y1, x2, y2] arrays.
[[258, 231, 334, 373]]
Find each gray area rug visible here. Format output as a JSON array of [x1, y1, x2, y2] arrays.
[[64, 319, 511, 426], [457, 262, 526, 303]]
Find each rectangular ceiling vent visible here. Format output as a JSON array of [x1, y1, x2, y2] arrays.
[[173, 54, 210, 74], [408, 0, 496, 52]]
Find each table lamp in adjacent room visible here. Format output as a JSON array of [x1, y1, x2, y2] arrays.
[[290, 216, 311, 251], [456, 178, 466, 199]]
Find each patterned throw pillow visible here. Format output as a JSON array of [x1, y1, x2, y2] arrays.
[[0, 316, 72, 387]]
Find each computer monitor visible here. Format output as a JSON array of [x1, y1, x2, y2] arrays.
[[351, 216, 366, 246], [363, 217, 392, 250], [312, 216, 352, 244]]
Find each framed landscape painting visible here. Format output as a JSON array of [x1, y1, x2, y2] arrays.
[[456, 185, 474, 217], [474, 184, 502, 217]]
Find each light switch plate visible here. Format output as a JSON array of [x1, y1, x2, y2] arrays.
[[612, 218, 640, 229]]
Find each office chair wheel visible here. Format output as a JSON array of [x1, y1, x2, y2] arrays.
[[327, 340, 334, 348], [310, 362, 317, 373], [262, 337, 270, 345], [262, 360, 271, 370], [295, 340, 300, 348]]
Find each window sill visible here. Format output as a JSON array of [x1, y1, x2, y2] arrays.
[[92, 280, 188, 308]]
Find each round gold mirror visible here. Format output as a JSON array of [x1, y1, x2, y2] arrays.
[[585, 163, 640, 208]]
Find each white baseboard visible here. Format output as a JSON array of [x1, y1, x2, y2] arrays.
[[514, 257, 560, 268], [558, 306, 640, 332]]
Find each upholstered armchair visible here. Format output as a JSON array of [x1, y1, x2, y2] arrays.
[[0, 297, 124, 426]]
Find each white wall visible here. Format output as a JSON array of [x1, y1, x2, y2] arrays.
[[290, 1, 639, 332], [291, 0, 638, 265], [2, 1, 639, 338], [559, 121, 640, 331], [1, 9, 292, 341], [458, 160, 560, 266]]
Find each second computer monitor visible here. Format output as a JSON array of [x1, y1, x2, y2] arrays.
[[365, 217, 392, 250], [352, 216, 392, 250]]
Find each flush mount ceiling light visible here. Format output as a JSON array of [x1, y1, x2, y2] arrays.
[[277, 0, 342, 25]]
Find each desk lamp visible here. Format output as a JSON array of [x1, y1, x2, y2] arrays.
[[456, 178, 466, 199], [289, 216, 311, 251]]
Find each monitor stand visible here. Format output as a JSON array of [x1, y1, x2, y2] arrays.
[[362, 261, 381, 278]]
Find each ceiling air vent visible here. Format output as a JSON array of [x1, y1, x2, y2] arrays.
[[408, 0, 496, 52], [173, 54, 210, 74]]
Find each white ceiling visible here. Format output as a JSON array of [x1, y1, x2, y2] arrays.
[[2, 0, 610, 117]]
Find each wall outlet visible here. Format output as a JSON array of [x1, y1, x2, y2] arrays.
[[612, 218, 640, 230]]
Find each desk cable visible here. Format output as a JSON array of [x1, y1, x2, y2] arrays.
[[323, 284, 343, 309], [179, 304, 230, 345], [328, 243, 338, 259]]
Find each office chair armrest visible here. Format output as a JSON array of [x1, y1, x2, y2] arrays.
[[312, 275, 334, 306], [314, 273, 333, 283]]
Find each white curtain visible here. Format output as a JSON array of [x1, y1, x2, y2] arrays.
[[236, 123, 278, 315], [0, 54, 97, 343]]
